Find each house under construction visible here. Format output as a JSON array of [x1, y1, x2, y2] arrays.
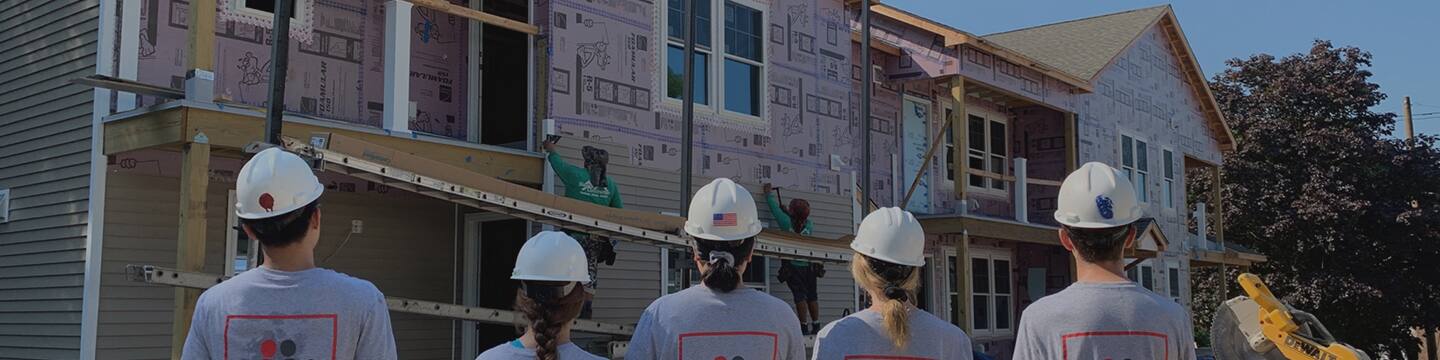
[[0, 0, 1264, 358]]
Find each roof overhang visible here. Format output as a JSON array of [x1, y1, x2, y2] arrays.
[[1152, 10, 1236, 151], [867, 3, 1094, 93]]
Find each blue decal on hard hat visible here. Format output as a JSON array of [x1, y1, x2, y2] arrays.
[[1096, 195, 1114, 219]]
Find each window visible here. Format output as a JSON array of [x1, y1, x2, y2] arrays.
[[967, 115, 1007, 191], [944, 107, 955, 182], [225, 191, 259, 276], [971, 249, 1013, 335], [664, 248, 699, 294], [665, 0, 766, 118], [1163, 149, 1175, 209], [1120, 134, 1149, 203], [0, 188, 9, 223], [1168, 266, 1181, 300], [743, 256, 770, 292], [1141, 265, 1154, 291], [946, 251, 961, 325], [666, 0, 712, 105]]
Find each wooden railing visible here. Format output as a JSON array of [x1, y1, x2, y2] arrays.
[[964, 157, 1063, 224]]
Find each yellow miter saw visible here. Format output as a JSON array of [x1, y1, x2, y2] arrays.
[[1211, 273, 1371, 360]]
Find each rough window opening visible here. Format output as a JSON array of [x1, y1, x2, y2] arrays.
[[479, 0, 531, 148]]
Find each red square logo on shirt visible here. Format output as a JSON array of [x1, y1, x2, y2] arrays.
[[224, 314, 338, 360], [678, 331, 778, 360], [1060, 331, 1170, 360]]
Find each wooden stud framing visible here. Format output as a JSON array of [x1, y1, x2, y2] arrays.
[[1065, 112, 1078, 173], [411, 0, 539, 35], [950, 76, 968, 200], [186, 0, 216, 71], [170, 136, 210, 359]]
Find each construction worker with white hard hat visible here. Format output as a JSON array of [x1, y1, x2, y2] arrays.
[[181, 148, 397, 360], [812, 207, 973, 360], [625, 178, 806, 360], [477, 231, 604, 360], [1012, 162, 1196, 360]]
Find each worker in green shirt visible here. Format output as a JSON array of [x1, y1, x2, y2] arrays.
[[763, 183, 825, 335], [544, 139, 622, 319]]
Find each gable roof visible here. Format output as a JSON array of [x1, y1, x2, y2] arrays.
[[982, 5, 1236, 151], [983, 6, 1169, 80]]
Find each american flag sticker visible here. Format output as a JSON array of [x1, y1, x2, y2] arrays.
[[712, 213, 738, 226]]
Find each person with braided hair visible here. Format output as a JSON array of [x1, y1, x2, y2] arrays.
[[478, 232, 603, 360], [626, 179, 806, 360], [813, 208, 973, 360]]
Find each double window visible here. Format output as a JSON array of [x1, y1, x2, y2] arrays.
[[665, 0, 765, 117], [968, 115, 1008, 192], [1121, 134, 1149, 203], [971, 249, 1013, 336]]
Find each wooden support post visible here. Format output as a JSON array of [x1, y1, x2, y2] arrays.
[[1211, 165, 1226, 301], [950, 76, 968, 202], [186, 0, 216, 71], [1065, 112, 1078, 173], [171, 135, 210, 359]]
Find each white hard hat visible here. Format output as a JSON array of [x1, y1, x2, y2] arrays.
[[511, 231, 591, 283], [1054, 162, 1143, 228], [684, 178, 763, 241], [850, 207, 926, 266], [235, 148, 324, 219]]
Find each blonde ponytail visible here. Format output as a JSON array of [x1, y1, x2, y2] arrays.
[[851, 254, 921, 350]]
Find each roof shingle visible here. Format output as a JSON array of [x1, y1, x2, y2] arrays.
[[983, 5, 1170, 80]]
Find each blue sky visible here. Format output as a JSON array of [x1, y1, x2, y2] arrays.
[[883, 0, 1440, 137]]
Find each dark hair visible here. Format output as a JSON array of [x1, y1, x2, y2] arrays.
[[514, 281, 588, 360], [694, 237, 756, 292], [786, 199, 810, 233], [240, 202, 319, 248], [1062, 224, 1133, 262]]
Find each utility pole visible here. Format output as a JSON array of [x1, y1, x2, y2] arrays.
[[680, 0, 696, 215], [263, 0, 294, 145], [859, 0, 873, 216], [1404, 96, 1415, 142]]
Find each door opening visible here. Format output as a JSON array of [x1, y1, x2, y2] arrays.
[[461, 214, 530, 358]]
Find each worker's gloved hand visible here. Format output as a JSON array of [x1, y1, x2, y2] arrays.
[[813, 263, 825, 278], [597, 237, 617, 266]]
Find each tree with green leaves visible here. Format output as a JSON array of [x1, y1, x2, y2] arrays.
[[1195, 40, 1440, 357]]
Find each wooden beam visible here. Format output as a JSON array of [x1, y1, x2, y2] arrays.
[[73, 74, 185, 99], [184, 107, 545, 184], [186, 0, 216, 71], [1211, 165, 1225, 258], [102, 107, 186, 154], [851, 32, 901, 56], [900, 119, 954, 208], [950, 76, 967, 199], [919, 216, 1058, 246], [170, 137, 210, 359], [410, 0, 539, 35]]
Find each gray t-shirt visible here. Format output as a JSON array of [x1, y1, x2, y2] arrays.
[[813, 308, 974, 360], [1013, 282, 1195, 360], [626, 285, 806, 360], [180, 267, 397, 360], [477, 339, 606, 360]]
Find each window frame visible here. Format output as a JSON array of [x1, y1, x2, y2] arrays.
[[1162, 147, 1176, 209], [966, 112, 1009, 195], [1168, 264, 1182, 302], [660, 0, 768, 121], [224, 190, 260, 276], [1119, 133, 1150, 204], [942, 103, 956, 188], [227, 0, 313, 28], [970, 247, 1014, 337], [944, 246, 960, 326]]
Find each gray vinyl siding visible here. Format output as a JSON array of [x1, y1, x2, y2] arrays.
[[553, 139, 857, 327], [97, 171, 457, 359], [0, 0, 99, 358]]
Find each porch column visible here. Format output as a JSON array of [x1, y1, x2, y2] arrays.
[[1064, 112, 1078, 173], [383, 0, 414, 134], [950, 76, 968, 202], [1211, 165, 1227, 301], [171, 133, 210, 359]]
